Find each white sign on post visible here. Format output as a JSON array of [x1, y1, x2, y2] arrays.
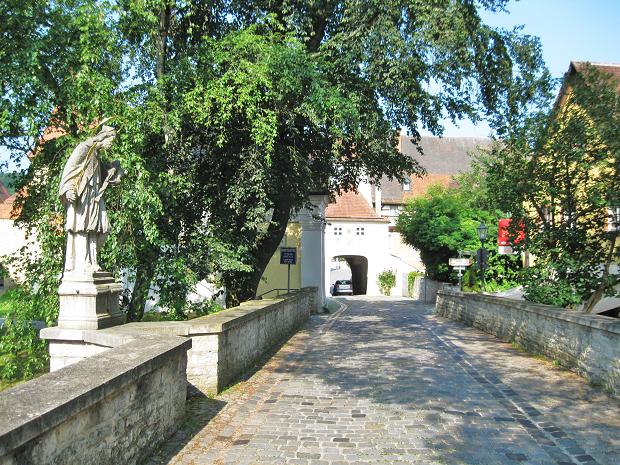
[[449, 258, 471, 267]]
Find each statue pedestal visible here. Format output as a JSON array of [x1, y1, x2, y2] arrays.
[[57, 271, 125, 330]]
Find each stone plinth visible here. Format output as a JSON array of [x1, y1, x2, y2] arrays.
[[57, 271, 124, 330]]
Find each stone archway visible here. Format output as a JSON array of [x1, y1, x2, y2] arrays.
[[330, 255, 368, 295]]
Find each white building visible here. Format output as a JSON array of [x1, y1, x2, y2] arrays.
[[323, 136, 491, 297], [0, 193, 33, 291]]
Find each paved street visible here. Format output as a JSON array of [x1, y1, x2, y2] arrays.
[[145, 297, 620, 465]]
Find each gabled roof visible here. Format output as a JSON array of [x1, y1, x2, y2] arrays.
[[400, 136, 490, 174], [556, 62, 620, 108], [570, 61, 620, 93], [325, 190, 388, 221], [378, 136, 491, 203]]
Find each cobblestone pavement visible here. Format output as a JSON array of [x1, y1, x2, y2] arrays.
[[145, 297, 620, 465]]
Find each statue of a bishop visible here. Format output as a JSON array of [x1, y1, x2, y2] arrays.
[[59, 125, 123, 273]]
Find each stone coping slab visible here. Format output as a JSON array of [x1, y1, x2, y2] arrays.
[[438, 290, 620, 335], [41, 290, 313, 346], [0, 335, 191, 456]]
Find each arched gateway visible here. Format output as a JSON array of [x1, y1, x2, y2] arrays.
[[330, 255, 369, 295], [324, 190, 391, 296]]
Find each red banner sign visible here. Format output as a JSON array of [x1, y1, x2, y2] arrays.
[[498, 218, 524, 246]]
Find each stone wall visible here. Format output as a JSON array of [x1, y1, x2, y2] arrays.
[[409, 277, 454, 302], [42, 287, 317, 394], [0, 336, 190, 465], [436, 290, 620, 396]]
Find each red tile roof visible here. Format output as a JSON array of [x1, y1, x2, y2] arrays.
[[403, 174, 459, 199], [0, 181, 10, 203], [325, 190, 388, 221], [0, 194, 18, 220]]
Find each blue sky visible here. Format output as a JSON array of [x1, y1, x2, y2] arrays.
[[437, 0, 620, 136], [2, 0, 619, 169]]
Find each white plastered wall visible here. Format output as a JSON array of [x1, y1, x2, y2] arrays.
[[324, 220, 391, 296]]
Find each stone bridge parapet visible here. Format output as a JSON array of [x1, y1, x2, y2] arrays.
[[436, 290, 620, 396]]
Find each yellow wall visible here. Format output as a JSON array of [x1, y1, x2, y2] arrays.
[[257, 222, 302, 298]]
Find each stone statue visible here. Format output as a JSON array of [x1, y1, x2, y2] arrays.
[[59, 126, 123, 274]]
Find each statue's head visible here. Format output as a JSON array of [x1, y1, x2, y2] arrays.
[[94, 125, 117, 149]]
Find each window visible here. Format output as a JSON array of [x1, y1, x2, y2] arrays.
[[333, 226, 342, 236], [608, 207, 620, 232], [356, 227, 365, 236], [403, 179, 411, 191]]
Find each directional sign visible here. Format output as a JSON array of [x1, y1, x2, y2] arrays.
[[280, 247, 297, 265], [449, 258, 471, 267]]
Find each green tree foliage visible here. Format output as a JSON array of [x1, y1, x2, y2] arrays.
[[484, 64, 620, 309], [0, 172, 17, 194], [0, 1, 549, 326], [397, 183, 498, 281]]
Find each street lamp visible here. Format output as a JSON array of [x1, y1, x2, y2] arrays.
[[477, 222, 488, 243], [476, 222, 488, 291]]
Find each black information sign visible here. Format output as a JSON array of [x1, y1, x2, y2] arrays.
[[280, 247, 297, 265]]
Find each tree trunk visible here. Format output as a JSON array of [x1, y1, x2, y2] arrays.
[[582, 234, 618, 313], [225, 191, 294, 306], [156, 6, 171, 81], [126, 245, 159, 321]]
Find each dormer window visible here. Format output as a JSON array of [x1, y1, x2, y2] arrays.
[[403, 179, 411, 191]]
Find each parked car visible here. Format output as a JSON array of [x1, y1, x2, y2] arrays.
[[332, 279, 354, 296]]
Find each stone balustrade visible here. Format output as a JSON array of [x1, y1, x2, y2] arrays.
[[41, 287, 317, 394], [436, 290, 620, 396], [1, 288, 316, 465], [0, 336, 190, 465]]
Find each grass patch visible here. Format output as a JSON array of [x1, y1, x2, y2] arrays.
[[0, 351, 48, 392], [0, 377, 24, 392], [140, 301, 224, 322]]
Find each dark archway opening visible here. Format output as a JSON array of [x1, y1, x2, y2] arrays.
[[330, 255, 368, 295]]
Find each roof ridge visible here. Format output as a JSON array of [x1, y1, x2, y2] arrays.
[[571, 61, 620, 68]]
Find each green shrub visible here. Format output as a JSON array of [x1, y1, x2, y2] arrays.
[[0, 288, 21, 317], [0, 285, 51, 382], [378, 269, 397, 296], [140, 298, 223, 321], [407, 271, 424, 296]]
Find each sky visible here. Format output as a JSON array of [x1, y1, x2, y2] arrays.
[[434, 0, 620, 137], [2, 0, 620, 169]]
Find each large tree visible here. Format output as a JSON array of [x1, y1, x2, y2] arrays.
[[484, 64, 620, 310], [191, 0, 551, 302], [1, 0, 550, 312]]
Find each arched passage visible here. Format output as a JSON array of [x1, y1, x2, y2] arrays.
[[330, 255, 368, 295]]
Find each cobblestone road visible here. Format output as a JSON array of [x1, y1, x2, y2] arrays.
[[145, 297, 620, 465]]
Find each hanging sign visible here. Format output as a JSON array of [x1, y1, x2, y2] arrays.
[[498, 219, 525, 254]]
